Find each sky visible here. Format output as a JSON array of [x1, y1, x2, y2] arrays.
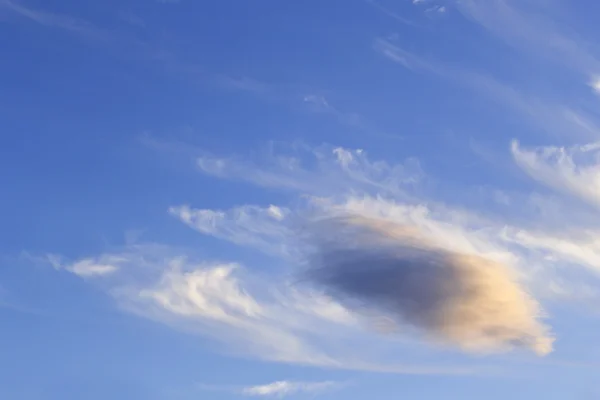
[[3, 0, 600, 398]]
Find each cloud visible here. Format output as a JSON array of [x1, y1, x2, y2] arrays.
[[0, 0, 110, 40], [375, 38, 600, 140], [426, 5, 446, 14], [184, 142, 600, 303], [242, 381, 338, 398], [0, 0, 178, 69], [366, 0, 420, 27], [196, 143, 423, 197], [38, 138, 600, 372], [374, 39, 439, 73], [305, 214, 553, 356], [589, 76, 600, 94], [455, 0, 600, 75], [501, 226, 600, 275], [88, 246, 488, 375], [169, 204, 294, 257], [46, 254, 119, 277], [511, 140, 600, 208], [0, 1, 402, 145], [111, 259, 343, 366], [110, 194, 556, 366]]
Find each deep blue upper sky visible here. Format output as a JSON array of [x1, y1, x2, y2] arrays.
[[3, 0, 600, 399]]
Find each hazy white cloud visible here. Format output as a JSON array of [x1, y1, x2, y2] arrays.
[[303, 94, 331, 112], [501, 227, 600, 275], [197, 144, 422, 198], [511, 140, 600, 208], [242, 381, 338, 398], [589, 76, 600, 94], [375, 39, 600, 140], [46, 254, 119, 277], [115, 258, 348, 366], [374, 39, 440, 73], [0, 0, 110, 40], [169, 204, 294, 257], [66, 259, 118, 277], [455, 0, 600, 75], [301, 94, 392, 138], [426, 5, 446, 13], [366, 0, 420, 27]]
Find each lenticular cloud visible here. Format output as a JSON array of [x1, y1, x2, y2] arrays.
[[306, 215, 554, 355]]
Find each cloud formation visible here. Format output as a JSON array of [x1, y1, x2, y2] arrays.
[[375, 38, 600, 141], [305, 214, 554, 355], [455, 0, 600, 75], [40, 140, 600, 372], [169, 204, 293, 256], [512, 140, 600, 208], [196, 144, 422, 198], [46, 254, 119, 277], [101, 249, 486, 375], [242, 380, 338, 398]]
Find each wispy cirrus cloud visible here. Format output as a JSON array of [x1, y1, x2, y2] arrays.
[[302, 94, 396, 139], [455, 0, 600, 76], [501, 227, 600, 275], [511, 140, 600, 208], [195, 380, 344, 398], [169, 204, 293, 257], [366, 0, 421, 27], [197, 143, 423, 198], [45, 254, 119, 278], [1, 1, 390, 147], [374, 38, 600, 141], [0, 0, 109, 39], [242, 380, 340, 398]]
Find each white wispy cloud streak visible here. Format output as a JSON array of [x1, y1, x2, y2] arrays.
[[197, 143, 423, 198], [242, 381, 339, 398], [1, 1, 390, 146], [169, 204, 294, 257], [455, 0, 600, 76], [374, 38, 600, 140], [46, 254, 119, 278], [511, 140, 600, 208], [366, 0, 421, 27], [0, 0, 103, 36], [302, 94, 397, 139]]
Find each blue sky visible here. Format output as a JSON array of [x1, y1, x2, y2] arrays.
[[3, 0, 600, 398]]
